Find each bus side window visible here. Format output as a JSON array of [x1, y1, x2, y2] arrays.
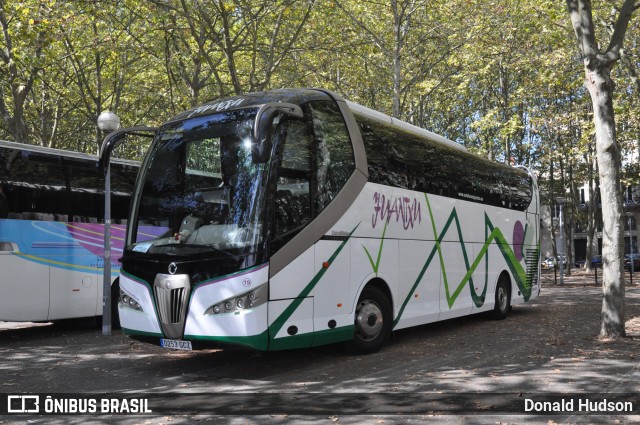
[[274, 120, 312, 237], [272, 100, 355, 240], [0, 184, 8, 218], [357, 115, 407, 189], [309, 101, 355, 211]]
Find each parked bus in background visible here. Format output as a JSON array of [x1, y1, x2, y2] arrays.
[[113, 88, 540, 353], [0, 140, 144, 325]]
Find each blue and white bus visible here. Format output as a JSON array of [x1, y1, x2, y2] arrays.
[[0, 140, 146, 324], [115, 89, 540, 353]]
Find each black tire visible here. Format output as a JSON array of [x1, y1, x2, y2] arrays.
[[349, 285, 392, 354], [491, 275, 511, 320], [96, 282, 122, 330], [110, 281, 121, 330]]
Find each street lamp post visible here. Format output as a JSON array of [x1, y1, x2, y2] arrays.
[[551, 217, 559, 285], [628, 213, 635, 283], [97, 111, 120, 336], [557, 197, 566, 285]]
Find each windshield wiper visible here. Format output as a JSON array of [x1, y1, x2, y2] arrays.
[[152, 243, 241, 261]]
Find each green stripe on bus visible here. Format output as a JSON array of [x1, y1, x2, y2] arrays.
[[187, 332, 269, 351], [311, 325, 354, 347]]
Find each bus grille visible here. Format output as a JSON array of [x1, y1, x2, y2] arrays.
[[525, 248, 540, 288], [153, 274, 191, 339]]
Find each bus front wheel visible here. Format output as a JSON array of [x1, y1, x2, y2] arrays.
[[350, 286, 392, 354]]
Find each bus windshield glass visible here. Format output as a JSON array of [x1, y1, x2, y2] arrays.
[[127, 108, 269, 257]]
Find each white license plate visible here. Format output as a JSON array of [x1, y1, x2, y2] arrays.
[[160, 338, 192, 351]]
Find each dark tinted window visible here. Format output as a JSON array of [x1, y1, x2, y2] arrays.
[[310, 101, 355, 211], [0, 145, 137, 222], [356, 116, 408, 189], [356, 114, 532, 211], [273, 120, 313, 237], [272, 100, 355, 239]]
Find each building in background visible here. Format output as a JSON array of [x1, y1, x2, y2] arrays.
[[540, 185, 639, 267]]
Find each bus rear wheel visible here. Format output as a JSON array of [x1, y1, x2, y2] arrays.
[[350, 286, 392, 354], [491, 275, 511, 320]]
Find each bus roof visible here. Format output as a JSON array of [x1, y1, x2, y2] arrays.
[[0, 140, 139, 168], [345, 101, 467, 152], [170, 88, 467, 153]]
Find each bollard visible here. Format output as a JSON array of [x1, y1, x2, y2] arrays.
[[594, 266, 598, 287], [554, 266, 557, 285]]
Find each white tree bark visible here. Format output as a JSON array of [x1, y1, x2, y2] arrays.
[[566, 0, 639, 338]]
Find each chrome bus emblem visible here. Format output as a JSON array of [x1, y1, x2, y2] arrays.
[[168, 262, 178, 275]]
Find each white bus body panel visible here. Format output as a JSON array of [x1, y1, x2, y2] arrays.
[[119, 274, 163, 335], [185, 266, 269, 338], [0, 253, 49, 321], [269, 245, 314, 300], [48, 255, 99, 320], [396, 240, 441, 328], [321, 181, 539, 331], [313, 239, 352, 331], [269, 297, 314, 340]]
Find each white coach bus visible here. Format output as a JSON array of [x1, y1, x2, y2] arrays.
[[114, 88, 540, 353]]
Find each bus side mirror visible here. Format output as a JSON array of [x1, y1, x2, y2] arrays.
[[253, 103, 303, 163], [99, 126, 157, 176]]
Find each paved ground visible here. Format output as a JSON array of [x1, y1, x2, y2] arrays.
[[1, 269, 640, 424]]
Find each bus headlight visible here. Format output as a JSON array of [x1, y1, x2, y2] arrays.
[[205, 284, 267, 315], [119, 288, 143, 312]]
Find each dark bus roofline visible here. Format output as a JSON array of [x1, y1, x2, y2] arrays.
[[168, 88, 333, 123], [0, 139, 140, 168], [345, 101, 467, 152], [161, 88, 531, 180], [169, 88, 469, 153]]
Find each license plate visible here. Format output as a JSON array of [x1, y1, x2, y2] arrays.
[[160, 338, 192, 351]]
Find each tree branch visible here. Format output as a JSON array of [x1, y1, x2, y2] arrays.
[[604, 0, 639, 61], [565, 0, 599, 66]]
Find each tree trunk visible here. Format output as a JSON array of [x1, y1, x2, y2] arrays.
[[549, 158, 559, 264], [565, 0, 638, 339], [585, 65, 625, 338], [391, 0, 403, 118], [585, 145, 596, 272]]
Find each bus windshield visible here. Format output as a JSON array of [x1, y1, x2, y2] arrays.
[[127, 108, 269, 257]]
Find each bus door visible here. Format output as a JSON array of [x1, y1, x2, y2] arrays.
[[269, 99, 356, 347], [47, 222, 100, 320]]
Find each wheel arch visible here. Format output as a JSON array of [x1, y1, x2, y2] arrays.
[[356, 277, 394, 312]]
